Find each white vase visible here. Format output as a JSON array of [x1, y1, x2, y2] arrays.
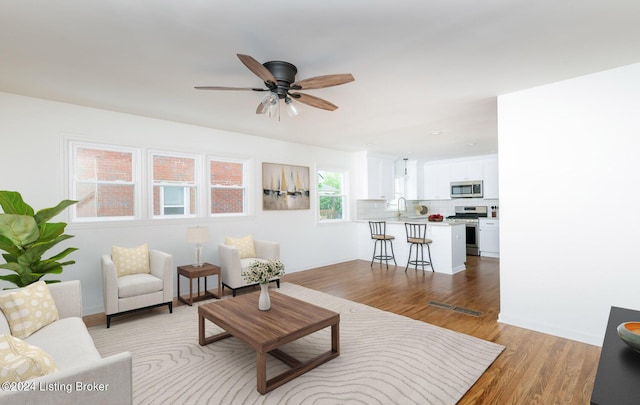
[[258, 283, 271, 311]]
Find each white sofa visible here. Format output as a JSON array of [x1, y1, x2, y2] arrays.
[[218, 239, 280, 296], [0, 280, 132, 405]]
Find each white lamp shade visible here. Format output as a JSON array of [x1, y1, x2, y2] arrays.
[[187, 226, 209, 244]]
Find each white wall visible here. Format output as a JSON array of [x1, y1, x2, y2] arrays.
[[0, 92, 361, 315], [497, 63, 640, 346]]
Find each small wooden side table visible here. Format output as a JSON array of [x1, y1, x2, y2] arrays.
[[177, 263, 222, 306]]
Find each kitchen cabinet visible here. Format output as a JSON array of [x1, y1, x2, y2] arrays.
[[367, 156, 395, 199], [424, 163, 451, 200], [482, 157, 499, 199], [449, 160, 483, 182], [479, 218, 499, 258]]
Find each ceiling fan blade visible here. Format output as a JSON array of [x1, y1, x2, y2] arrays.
[[292, 73, 354, 90], [290, 92, 338, 111], [194, 86, 266, 91], [237, 54, 277, 86]]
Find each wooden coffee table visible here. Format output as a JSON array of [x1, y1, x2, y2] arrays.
[[198, 290, 340, 394]]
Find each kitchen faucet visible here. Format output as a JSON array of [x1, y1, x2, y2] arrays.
[[397, 197, 407, 218]]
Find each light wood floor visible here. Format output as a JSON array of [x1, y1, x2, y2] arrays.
[[283, 257, 600, 405]]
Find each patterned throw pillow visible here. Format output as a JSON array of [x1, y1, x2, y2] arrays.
[[112, 243, 150, 277], [0, 334, 58, 382], [0, 281, 59, 339], [225, 235, 256, 259]]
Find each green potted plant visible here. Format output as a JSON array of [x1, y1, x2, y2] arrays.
[[0, 190, 78, 288]]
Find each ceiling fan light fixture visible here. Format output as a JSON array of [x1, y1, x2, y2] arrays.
[[260, 92, 277, 107], [258, 92, 279, 115], [285, 97, 299, 117]]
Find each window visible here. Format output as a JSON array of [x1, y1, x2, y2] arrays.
[[151, 153, 198, 217], [318, 170, 347, 221], [71, 143, 138, 220], [209, 159, 246, 215]]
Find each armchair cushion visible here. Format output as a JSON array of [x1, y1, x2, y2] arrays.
[[111, 243, 150, 277], [224, 235, 256, 259], [0, 334, 58, 382], [0, 281, 59, 339], [117, 274, 164, 298]]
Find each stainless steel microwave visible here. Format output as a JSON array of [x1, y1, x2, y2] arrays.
[[451, 181, 483, 198]]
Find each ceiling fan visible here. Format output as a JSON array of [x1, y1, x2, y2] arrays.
[[195, 54, 354, 117]]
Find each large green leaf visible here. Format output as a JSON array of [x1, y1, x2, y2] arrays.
[[34, 199, 78, 225], [0, 214, 39, 247], [0, 235, 21, 256], [42, 247, 78, 263], [0, 274, 22, 288], [33, 255, 76, 273], [0, 191, 34, 216], [37, 222, 66, 243], [0, 262, 22, 273]]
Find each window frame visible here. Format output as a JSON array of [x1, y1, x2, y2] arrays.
[[149, 150, 200, 219], [69, 141, 141, 222], [317, 168, 349, 223], [208, 156, 252, 217]]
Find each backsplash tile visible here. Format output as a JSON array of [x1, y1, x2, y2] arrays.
[[356, 198, 499, 220]]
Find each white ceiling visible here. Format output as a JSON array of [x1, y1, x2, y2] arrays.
[[1, 1, 639, 160]]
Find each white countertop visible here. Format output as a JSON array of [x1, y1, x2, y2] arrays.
[[354, 218, 463, 226]]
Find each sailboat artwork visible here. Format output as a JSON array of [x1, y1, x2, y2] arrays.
[[262, 162, 310, 210]]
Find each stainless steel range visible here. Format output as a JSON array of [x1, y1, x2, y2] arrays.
[[447, 206, 488, 256]]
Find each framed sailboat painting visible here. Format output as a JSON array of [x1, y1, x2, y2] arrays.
[[262, 162, 310, 210]]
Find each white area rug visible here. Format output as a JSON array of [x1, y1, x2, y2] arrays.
[[89, 283, 504, 404]]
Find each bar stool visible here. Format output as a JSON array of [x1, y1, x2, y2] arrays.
[[404, 222, 435, 273], [368, 221, 396, 268]]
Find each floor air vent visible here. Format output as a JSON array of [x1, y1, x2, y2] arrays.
[[428, 301, 481, 317]]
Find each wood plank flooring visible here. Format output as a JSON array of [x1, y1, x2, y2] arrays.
[[283, 257, 600, 405]]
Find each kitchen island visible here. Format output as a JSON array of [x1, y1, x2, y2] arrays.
[[356, 218, 466, 274]]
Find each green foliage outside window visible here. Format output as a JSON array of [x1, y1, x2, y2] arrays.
[[318, 171, 343, 220]]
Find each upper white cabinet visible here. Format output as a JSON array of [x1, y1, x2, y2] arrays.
[[449, 160, 483, 182], [424, 162, 452, 200], [482, 157, 499, 199], [367, 156, 395, 199], [423, 154, 498, 200]]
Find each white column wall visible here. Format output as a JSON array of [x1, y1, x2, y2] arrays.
[[497, 62, 640, 345]]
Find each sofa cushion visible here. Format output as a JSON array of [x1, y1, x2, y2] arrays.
[[0, 312, 9, 336], [0, 281, 59, 339], [0, 334, 58, 382], [225, 235, 256, 259], [112, 243, 150, 277], [24, 317, 101, 370], [117, 273, 163, 299]]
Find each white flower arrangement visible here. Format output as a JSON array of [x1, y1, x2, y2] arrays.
[[242, 259, 285, 284]]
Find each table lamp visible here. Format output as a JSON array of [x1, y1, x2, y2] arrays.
[[186, 226, 209, 267]]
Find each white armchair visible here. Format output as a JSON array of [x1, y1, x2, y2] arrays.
[[218, 239, 280, 296], [101, 248, 173, 328]]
